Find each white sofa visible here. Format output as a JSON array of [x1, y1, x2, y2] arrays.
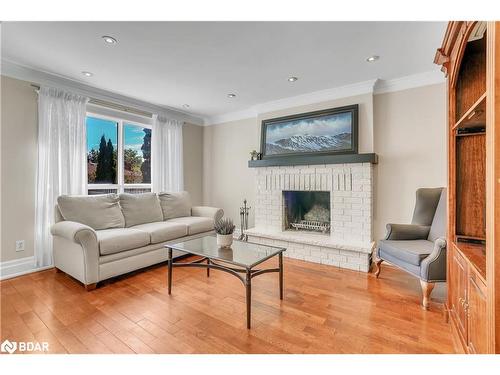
[[50, 191, 223, 290]]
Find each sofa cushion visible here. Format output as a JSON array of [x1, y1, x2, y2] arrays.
[[97, 228, 151, 255], [158, 191, 191, 220], [57, 194, 125, 230], [378, 239, 434, 266], [167, 216, 214, 235], [131, 221, 188, 244], [119, 193, 163, 227], [377, 248, 421, 278]]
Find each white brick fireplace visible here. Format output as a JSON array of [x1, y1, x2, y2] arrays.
[[245, 162, 375, 272]]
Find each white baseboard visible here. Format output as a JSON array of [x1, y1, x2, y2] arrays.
[[0, 256, 53, 280]]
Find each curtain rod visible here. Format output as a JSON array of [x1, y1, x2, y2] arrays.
[[30, 83, 153, 118]]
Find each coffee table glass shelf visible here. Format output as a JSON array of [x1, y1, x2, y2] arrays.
[[165, 235, 286, 328]]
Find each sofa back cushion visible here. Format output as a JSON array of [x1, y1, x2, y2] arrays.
[[57, 194, 125, 230], [119, 193, 164, 227], [158, 191, 192, 220]]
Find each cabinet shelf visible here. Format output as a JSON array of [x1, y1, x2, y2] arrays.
[[456, 234, 486, 242], [453, 240, 486, 281], [453, 92, 486, 131]]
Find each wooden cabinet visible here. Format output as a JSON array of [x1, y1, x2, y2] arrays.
[[450, 247, 468, 342], [450, 244, 488, 353], [435, 21, 500, 354], [467, 270, 488, 354]]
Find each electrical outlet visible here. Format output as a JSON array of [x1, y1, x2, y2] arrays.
[[15, 240, 25, 252]]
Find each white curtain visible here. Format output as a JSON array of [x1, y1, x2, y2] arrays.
[[35, 87, 89, 267], [151, 113, 184, 192]]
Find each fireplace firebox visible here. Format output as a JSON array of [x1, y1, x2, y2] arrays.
[[282, 191, 330, 234]]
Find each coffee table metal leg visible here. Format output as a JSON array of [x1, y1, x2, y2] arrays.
[[245, 269, 251, 329], [279, 252, 284, 300], [207, 258, 210, 277], [167, 248, 172, 295]]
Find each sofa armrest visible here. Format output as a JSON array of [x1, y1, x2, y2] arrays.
[[420, 238, 447, 282], [191, 206, 224, 222], [51, 221, 96, 242], [384, 223, 430, 240], [51, 221, 99, 285]]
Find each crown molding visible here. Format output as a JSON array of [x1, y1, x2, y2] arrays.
[[1, 59, 205, 126], [204, 79, 378, 126], [255, 79, 378, 115], [203, 108, 258, 126], [204, 70, 446, 126], [373, 69, 445, 95]]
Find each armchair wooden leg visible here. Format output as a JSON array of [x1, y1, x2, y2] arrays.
[[374, 258, 383, 278], [420, 280, 435, 310], [85, 283, 97, 291]]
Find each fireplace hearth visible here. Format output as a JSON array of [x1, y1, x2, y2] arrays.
[[283, 191, 330, 234]]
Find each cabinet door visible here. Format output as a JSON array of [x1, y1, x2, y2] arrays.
[[451, 248, 468, 342], [467, 271, 488, 354]]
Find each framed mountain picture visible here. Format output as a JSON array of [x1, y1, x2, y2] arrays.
[[260, 104, 358, 159]]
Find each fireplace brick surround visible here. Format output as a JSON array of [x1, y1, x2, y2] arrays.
[[245, 162, 375, 272]]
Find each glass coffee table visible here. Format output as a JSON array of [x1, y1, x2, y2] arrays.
[[165, 235, 286, 329]]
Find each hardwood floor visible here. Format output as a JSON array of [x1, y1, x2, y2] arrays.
[[0, 257, 454, 354]]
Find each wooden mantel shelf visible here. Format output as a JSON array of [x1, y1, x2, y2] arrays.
[[248, 153, 378, 168]]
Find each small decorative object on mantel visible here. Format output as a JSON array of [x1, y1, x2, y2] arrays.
[[214, 217, 235, 248], [239, 199, 251, 241], [250, 150, 259, 160]]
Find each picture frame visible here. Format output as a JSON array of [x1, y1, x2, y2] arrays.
[[260, 104, 359, 159]]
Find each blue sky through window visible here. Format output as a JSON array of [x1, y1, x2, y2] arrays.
[[124, 123, 148, 159], [86, 117, 148, 156], [86, 117, 118, 152]]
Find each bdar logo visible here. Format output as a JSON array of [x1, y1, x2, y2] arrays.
[[1, 340, 17, 354], [1, 340, 48, 353]]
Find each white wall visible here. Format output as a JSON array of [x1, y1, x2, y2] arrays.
[[373, 83, 447, 239], [0, 76, 204, 263], [203, 84, 447, 241], [183, 122, 204, 205], [203, 118, 259, 227], [0, 76, 38, 263]]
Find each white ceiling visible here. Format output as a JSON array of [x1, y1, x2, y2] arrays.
[[1, 22, 446, 120]]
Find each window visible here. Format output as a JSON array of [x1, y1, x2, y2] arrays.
[[124, 123, 151, 184], [86, 114, 152, 194]]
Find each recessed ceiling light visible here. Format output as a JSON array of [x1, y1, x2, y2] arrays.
[[102, 35, 118, 44], [366, 55, 380, 62], [288, 76, 298, 82], [182, 104, 190, 109], [227, 93, 236, 98], [81, 71, 93, 77]]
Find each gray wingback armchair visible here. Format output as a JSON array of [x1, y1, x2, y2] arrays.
[[375, 187, 447, 309]]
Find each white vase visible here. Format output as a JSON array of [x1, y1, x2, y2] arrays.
[[217, 234, 233, 248]]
